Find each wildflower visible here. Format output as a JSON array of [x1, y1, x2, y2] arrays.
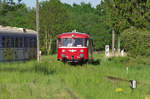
[[115, 88, 123, 92], [145, 96, 150, 99]]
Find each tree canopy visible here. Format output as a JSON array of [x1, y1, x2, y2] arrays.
[[0, 0, 149, 57]]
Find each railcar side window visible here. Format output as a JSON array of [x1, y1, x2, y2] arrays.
[[58, 38, 61, 47], [84, 39, 88, 47], [0, 37, 2, 48], [29, 38, 31, 48], [19, 38, 23, 48], [2, 36, 5, 48], [74, 38, 83, 47], [31, 38, 34, 48], [11, 38, 14, 48], [15, 38, 18, 48], [34, 37, 37, 48], [24, 37, 28, 48], [5, 37, 8, 48], [29, 38, 34, 48], [6, 37, 10, 48]]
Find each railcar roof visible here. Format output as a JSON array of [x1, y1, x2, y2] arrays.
[[58, 32, 89, 38], [0, 25, 37, 35]]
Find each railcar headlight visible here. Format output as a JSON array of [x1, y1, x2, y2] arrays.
[[80, 54, 84, 58], [80, 50, 84, 52], [61, 54, 65, 58], [62, 49, 65, 52]]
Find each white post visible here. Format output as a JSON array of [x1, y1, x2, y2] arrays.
[[121, 49, 124, 56], [130, 80, 136, 89], [105, 45, 109, 56]]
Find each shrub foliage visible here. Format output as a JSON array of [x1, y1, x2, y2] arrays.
[[121, 27, 150, 57]]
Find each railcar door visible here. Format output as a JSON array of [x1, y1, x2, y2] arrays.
[[88, 38, 93, 61]]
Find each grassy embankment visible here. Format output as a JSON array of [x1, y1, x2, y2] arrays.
[[0, 52, 150, 99]]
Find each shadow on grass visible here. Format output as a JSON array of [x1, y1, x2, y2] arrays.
[[34, 62, 56, 75], [0, 62, 56, 75], [64, 59, 101, 66], [88, 59, 101, 66], [0, 67, 33, 73], [68, 62, 84, 66]]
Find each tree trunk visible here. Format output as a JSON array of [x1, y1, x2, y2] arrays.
[[36, 0, 40, 61], [47, 37, 52, 55], [3, 0, 6, 3], [118, 32, 120, 54], [112, 29, 115, 56], [45, 32, 48, 55]]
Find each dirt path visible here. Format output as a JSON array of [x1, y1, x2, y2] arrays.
[[61, 78, 78, 99], [106, 76, 150, 86]]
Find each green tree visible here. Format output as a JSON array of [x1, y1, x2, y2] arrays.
[[103, 0, 130, 54], [121, 27, 150, 57], [64, 2, 111, 51], [39, 0, 69, 54], [0, 0, 29, 28]]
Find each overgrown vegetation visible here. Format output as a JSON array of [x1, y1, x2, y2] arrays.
[[0, 54, 150, 98], [0, 0, 150, 98], [103, 0, 150, 56], [121, 27, 150, 57]]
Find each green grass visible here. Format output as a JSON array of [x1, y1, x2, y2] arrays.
[[0, 53, 150, 99]]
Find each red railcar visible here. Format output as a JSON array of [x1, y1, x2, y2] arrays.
[[57, 31, 93, 63]]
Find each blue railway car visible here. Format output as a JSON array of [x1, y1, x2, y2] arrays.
[[0, 26, 37, 61]]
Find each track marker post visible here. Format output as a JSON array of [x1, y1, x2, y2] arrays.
[[130, 80, 136, 94], [126, 64, 128, 74]]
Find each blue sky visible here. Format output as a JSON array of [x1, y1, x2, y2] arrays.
[[14, 0, 100, 8]]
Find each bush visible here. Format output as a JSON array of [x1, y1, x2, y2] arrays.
[[130, 56, 150, 66], [34, 62, 56, 75], [121, 27, 150, 57], [108, 56, 129, 64]]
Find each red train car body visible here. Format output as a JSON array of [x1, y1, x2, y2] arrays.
[[57, 31, 93, 63]]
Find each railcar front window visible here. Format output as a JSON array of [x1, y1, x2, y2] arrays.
[[62, 38, 72, 47], [74, 38, 83, 47]]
